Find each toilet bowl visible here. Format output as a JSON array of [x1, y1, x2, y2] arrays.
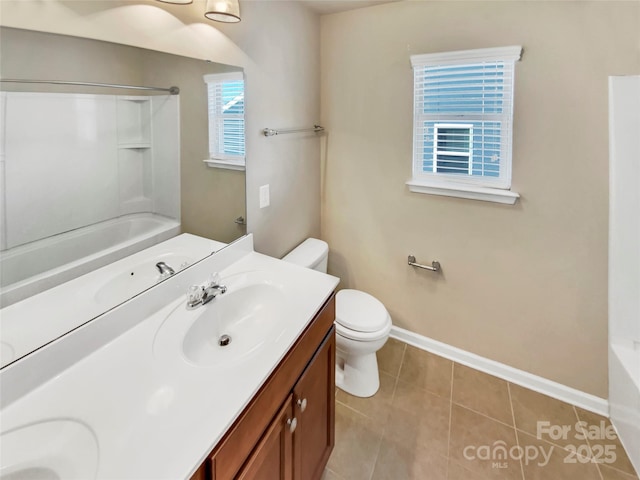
[[282, 239, 392, 398]]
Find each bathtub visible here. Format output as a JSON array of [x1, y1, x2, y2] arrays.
[[609, 343, 640, 473], [0, 213, 180, 307], [609, 76, 640, 475]]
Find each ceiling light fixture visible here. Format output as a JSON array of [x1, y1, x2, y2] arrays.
[[204, 0, 241, 23]]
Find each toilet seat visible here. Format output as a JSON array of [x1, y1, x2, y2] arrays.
[[335, 319, 392, 342], [335, 289, 390, 333]]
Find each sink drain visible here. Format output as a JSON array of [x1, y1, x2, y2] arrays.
[[218, 334, 232, 347]]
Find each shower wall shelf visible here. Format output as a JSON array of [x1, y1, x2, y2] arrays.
[[119, 143, 152, 149], [116, 96, 154, 216], [117, 97, 152, 146]]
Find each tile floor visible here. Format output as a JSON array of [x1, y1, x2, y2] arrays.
[[323, 338, 639, 480]]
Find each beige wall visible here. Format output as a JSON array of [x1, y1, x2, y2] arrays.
[[220, 1, 321, 257], [0, 0, 321, 256], [321, 1, 640, 398]]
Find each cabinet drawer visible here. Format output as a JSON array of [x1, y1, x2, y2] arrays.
[[209, 294, 335, 480]]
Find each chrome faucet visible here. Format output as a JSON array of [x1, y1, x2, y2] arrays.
[[156, 262, 175, 276], [187, 273, 227, 308]]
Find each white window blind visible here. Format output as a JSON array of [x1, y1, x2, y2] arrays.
[[204, 72, 245, 163], [411, 46, 522, 190]]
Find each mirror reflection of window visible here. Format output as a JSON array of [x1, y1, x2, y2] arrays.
[[204, 72, 245, 170]]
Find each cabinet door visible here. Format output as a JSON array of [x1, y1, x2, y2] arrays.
[[292, 327, 336, 480], [236, 394, 294, 480]]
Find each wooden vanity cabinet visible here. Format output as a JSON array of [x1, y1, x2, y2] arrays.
[[192, 294, 336, 480], [292, 328, 335, 480], [237, 396, 294, 480]]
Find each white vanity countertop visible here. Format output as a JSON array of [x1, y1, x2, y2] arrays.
[[0, 241, 339, 479]]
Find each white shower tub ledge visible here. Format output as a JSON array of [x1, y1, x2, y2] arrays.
[[609, 342, 640, 474], [0, 213, 180, 307]]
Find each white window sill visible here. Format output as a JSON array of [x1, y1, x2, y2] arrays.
[[203, 159, 246, 171], [406, 179, 520, 205]]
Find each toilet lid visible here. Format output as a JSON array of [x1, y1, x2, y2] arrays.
[[335, 289, 390, 333]]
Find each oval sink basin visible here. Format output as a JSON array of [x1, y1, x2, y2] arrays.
[[183, 283, 287, 367], [0, 419, 99, 480], [153, 272, 289, 368], [94, 253, 194, 307]]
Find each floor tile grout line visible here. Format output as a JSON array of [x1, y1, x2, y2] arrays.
[[449, 361, 516, 429], [574, 404, 605, 480], [394, 342, 407, 380], [508, 382, 526, 480], [395, 377, 455, 402], [600, 464, 640, 479], [325, 467, 343, 479], [388, 368, 401, 405], [452, 400, 517, 431], [332, 398, 385, 480], [386, 342, 406, 410], [446, 361, 454, 478], [367, 345, 403, 480], [515, 425, 603, 457], [393, 342, 457, 401], [516, 426, 613, 478], [366, 403, 390, 480], [334, 399, 377, 420], [513, 427, 527, 480]]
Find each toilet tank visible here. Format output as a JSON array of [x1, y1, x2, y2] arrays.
[[281, 238, 329, 273]]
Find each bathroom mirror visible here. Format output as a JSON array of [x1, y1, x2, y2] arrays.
[[0, 27, 246, 368]]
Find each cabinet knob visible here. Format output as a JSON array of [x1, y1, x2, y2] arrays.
[[287, 417, 297, 433], [296, 398, 307, 412]]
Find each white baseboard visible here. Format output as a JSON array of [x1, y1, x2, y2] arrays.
[[390, 326, 609, 417]]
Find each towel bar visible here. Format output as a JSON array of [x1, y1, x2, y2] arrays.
[[408, 255, 441, 272], [262, 125, 324, 137]]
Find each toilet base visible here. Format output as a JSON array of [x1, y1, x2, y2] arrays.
[[335, 350, 380, 398]]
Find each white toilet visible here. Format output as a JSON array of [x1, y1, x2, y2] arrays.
[[282, 238, 392, 398]]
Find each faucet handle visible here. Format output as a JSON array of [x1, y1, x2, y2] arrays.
[[206, 273, 227, 296], [207, 272, 222, 287], [187, 285, 204, 306]]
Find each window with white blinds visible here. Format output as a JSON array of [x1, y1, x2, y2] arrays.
[[410, 46, 522, 193], [204, 72, 245, 165]]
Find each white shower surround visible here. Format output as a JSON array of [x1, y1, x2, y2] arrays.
[[0, 90, 181, 306], [608, 75, 640, 475], [0, 213, 180, 307]]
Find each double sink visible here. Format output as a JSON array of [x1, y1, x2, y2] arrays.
[[0, 235, 338, 480]]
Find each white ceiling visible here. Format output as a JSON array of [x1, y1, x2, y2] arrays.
[[298, 0, 402, 15]]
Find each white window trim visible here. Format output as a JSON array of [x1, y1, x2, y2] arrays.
[[203, 158, 246, 171], [410, 45, 522, 66], [406, 179, 519, 205], [203, 72, 244, 84], [203, 71, 245, 168], [408, 45, 522, 205]]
